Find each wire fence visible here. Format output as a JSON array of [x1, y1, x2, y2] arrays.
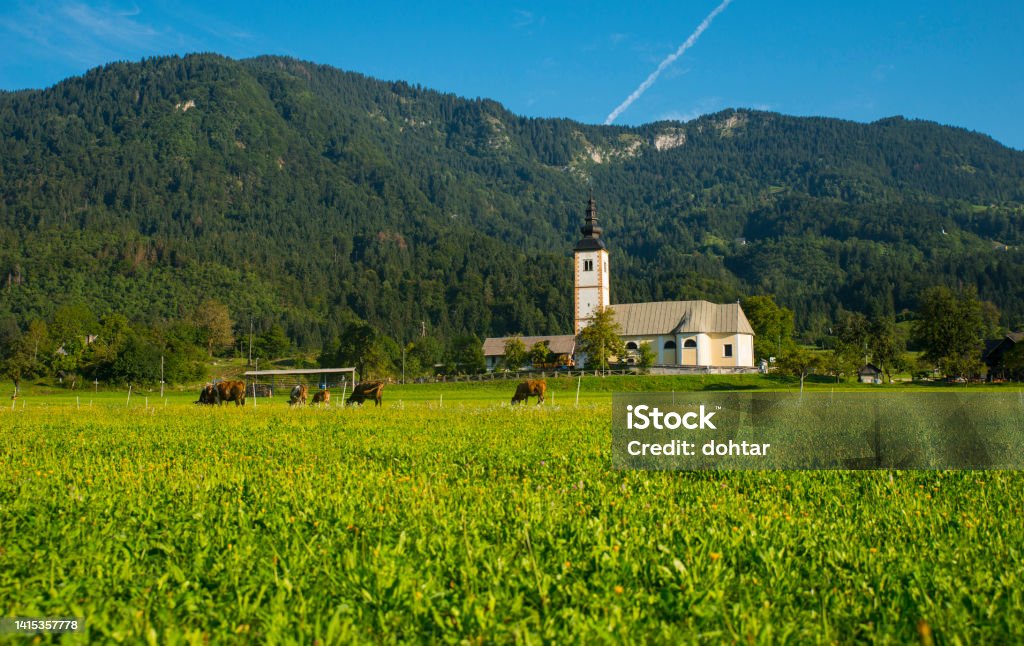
[[425, 366, 759, 383], [423, 369, 637, 383], [242, 377, 354, 397]]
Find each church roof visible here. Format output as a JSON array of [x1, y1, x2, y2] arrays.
[[609, 301, 755, 336], [574, 195, 606, 251], [482, 335, 577, 357]]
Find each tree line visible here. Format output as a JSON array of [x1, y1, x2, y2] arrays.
[[2, 284, 1019, 390], [742, 288, 1017, 384], [0, 299, 489, 388]]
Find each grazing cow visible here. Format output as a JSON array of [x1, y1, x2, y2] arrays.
[[347, 381, 384, 407], [290, 384, 308, 406], [312, 388, 330, 406], [511, 380, 546, 405], [214, 380, 247, 406], [196, 383, 217, 405]]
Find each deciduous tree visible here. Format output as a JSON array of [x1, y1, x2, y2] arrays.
[[450, 335, 485, 374], [636, 342, 657, 373], [529, 341, 550, 368], [913, 287, 989, 377], [576, 306, 625, 372], [868, 317, 907, 382], [778, 347, 822, 392], [193, 299, 234, 357], [502, 336, 528, 371], [742, 296, 795, 361]]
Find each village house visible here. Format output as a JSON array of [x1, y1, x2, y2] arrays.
[[482, 335, 576, 372], [857, 363, 883, 384], [984, 331, 1023, 381]]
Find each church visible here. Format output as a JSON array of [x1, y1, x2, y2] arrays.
[[483, 197, 756, 372]]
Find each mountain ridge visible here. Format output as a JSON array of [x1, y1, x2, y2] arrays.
[[1, 53, 1022, 347]]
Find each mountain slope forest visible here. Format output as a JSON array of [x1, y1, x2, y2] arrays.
[[2, 53, 1022, 351]]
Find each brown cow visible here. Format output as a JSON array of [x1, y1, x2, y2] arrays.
[[347, 381, 384, 407], [214, 380, 247, 406], [312, 388, 330, 406], [511, 380, 546, 405], [290, 384, 308, 406], [196, 383, 217, 405]]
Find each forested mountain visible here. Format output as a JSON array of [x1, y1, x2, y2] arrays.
[[2, 53, 1022, 349]]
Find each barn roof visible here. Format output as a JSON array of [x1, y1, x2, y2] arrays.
[[858, 364, 882, 376], [243, 367, 356, 376], [983, 331, 1023, 361], [609, 301, 755, 337], [482, 335, 577, 357]]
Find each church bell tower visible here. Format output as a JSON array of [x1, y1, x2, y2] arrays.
[[573, 194, 610, 335]]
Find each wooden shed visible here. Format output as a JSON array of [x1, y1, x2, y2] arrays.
[[857, 364, 883, 384]]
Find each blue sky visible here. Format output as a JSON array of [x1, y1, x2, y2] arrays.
[[1, 0, 1022, 149]]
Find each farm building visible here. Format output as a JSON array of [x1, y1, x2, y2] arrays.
[[857, 364, 883, 384], [482, 335, 576, 372], [242, 367, 356, 396], [984, 332, 1023, 381]]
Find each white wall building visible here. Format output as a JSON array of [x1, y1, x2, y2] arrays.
[[573, 197, 756, 370], [612, 300, 755, 369], [481, 196, 757, 372], [573, 196, 610, 335]]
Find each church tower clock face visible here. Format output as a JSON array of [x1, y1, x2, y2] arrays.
[[573, 195, 609, 335]]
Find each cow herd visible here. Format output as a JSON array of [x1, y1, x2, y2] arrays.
[[196, 380, 386, 408], [196, 379, 547, 408], [288, 384, 332, 407]]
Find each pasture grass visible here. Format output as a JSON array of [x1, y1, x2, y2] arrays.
[[6, 372, 1014, 410], [2, 398, 1024, 643]]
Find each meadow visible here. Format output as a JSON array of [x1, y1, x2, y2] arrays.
[[3, 380, 1024, 643]]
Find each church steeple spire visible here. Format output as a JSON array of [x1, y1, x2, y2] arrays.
[[575, 192, 605, 251], [572, 192, 610, 335]]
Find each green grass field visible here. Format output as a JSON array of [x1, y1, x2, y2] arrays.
[[7, 371, 1014, 408], [3, 379, 1024, 642]]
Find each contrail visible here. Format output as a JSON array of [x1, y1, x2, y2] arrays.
[[604, 0, 733, 125]]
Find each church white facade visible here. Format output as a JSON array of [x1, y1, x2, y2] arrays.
[[484, 196, 756, 371], [609, 300, 755, 369], [572, 196, 755, 370]]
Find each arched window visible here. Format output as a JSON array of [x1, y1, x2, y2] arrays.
[[664, 340, 677, 350], [683, 339, 697, 348], [625, 342, 638, 350]]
